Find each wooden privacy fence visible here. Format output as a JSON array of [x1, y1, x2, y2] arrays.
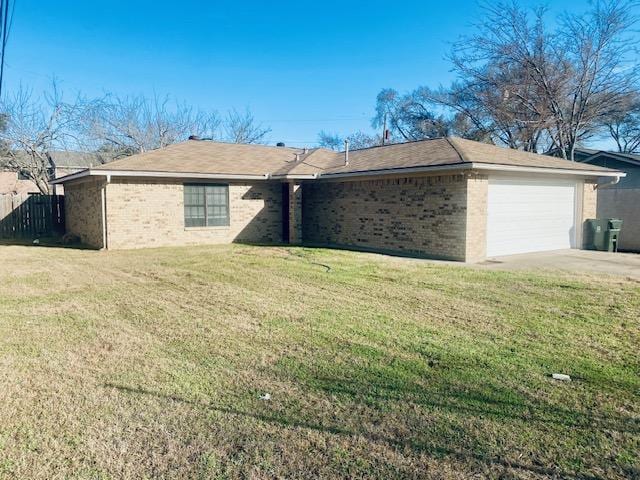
[[0, 194, 65, 239]]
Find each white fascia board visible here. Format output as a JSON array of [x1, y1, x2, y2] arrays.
[[50, 162, 624, 185], [51, 169, 271, 184], [317, 162, 625, 180], [317, 163, 473, 179], [471, 162, 626, 178], [270, 173, 320, 180], [50, 169, 91, 184]]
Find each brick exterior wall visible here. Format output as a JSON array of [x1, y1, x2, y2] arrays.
[[581, 180, 598, 249], [63, 173, 600, 259], [103, 179, 283, 249], [64, 180, 104, 248], [302, 174, 470, 261], [465, 174, 488, 263], [288, 182, 303, 245]]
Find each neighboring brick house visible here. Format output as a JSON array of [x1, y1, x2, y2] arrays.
[[0, 170, 41, 195], [573, 148, 640, 252], [52, 137, 623, 262]]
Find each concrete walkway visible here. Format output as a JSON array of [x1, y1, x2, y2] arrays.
[[479, 249, 640, 280]]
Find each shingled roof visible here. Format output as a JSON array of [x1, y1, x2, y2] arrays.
[[54, 137, 622, 184]]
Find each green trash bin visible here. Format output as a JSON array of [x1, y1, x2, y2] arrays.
[[584, 219, 608, 251], [606, 218, 623, 252]]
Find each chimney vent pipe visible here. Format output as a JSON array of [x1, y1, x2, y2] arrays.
[[344, 140, 349, 166]]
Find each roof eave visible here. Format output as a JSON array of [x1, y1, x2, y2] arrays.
[[315, 161, 623, 179], [51, 169, 272, 184], [270, 173, 320, 180], [50, 161, 625, 185], [317, 163, 473, 179], [471, 162, 625, 177]]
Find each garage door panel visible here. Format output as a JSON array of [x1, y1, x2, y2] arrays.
[[486, 178, 578, 257]]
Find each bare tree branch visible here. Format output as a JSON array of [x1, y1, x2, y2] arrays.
[[0, 81, 84, 194], [223, 108, 270, 144], [80, 93, 221, 158]]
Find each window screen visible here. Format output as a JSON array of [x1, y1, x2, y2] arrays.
[[184, 184, 229, 227]]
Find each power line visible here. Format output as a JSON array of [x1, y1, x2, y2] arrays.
[[0, 0, 15, 98]]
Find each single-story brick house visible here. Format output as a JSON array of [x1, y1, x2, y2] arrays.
[[52, 137, 623, 262]]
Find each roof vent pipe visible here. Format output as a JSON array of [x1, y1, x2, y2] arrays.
[[344, 140, 349, 166]]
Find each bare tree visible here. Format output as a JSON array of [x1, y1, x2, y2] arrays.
[[81, 94, 220, 158], [344, 131, 382, 149], [0, 83, 82, 194], [223, 108, 270, 144], [318, 131, 343, 150], [373, 88, 450, 141], [443, 4, 558, 151], [447, 1, 639, 159], [602, 92, 640, 153], [318, 130, 382, 150], [555, 1, 639, 159]]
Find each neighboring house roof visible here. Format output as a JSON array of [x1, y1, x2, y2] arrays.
[[50, 151, 104, 169], [572, 147, 640, 167], [53, 137, 623, 185], [1, 151, 104, 175], [0, 151, 105, 193]]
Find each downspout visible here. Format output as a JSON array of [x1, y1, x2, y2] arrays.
[[101, 175, 111, 250], [595, 176, 621, 189]]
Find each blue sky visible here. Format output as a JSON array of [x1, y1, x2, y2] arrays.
[[6, 0, 593, 147]]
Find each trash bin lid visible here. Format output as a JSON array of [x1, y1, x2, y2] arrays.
[[608, 218, 623, 230]]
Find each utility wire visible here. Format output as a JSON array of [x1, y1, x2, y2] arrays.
[[0, 0, 14, 99]]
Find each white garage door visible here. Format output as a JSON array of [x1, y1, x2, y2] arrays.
[[486, 177, 578, 257]]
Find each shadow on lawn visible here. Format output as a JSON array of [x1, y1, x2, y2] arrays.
[[104, 382, 614, 480], [305, 371, 640, 436]]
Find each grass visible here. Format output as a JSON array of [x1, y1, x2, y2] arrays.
[[0, 244, 638, 479]]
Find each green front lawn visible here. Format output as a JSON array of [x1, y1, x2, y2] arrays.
[[0, 244, 638, 479]]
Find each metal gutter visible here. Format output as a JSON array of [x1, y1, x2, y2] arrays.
[[315, 162, 623, 180], [51, 161, 624, 185], [317, 163, 473, 179], [470, 162, 625, 178], [50, 169, 91, 184], [270, 173, 320, 180], [51, 169, 271, 184]]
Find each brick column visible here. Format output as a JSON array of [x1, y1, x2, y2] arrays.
[[288, 182, 303, 244], [464, 173, 488, 263], [581, 180, 598, 248]]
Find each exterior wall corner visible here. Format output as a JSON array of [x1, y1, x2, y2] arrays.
[[464, 174, 488, 263], [581, 180, 598, 249], [63, 179, 105, 249], [288, 182, 303, 245]]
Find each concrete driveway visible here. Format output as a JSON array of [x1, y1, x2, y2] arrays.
[[480, 249, 640, 280]]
